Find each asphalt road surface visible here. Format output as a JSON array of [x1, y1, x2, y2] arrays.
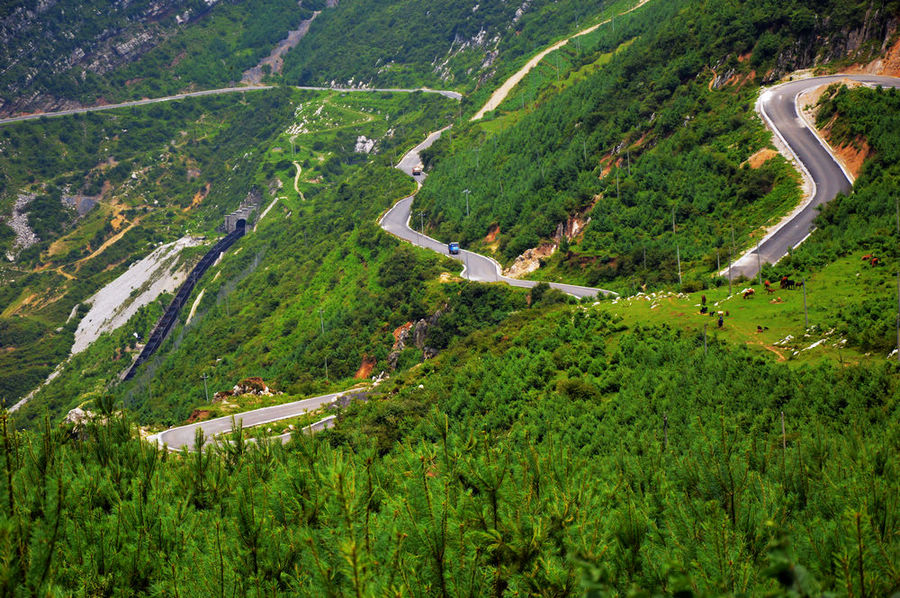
[[150, 392, 342, 450], [0, 85, 460, 126], [383, 130, 617, 299], [730, 74, 900, 279]]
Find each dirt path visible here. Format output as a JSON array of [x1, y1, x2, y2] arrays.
[[254, 197, 280, 231], [292, 161, 306, 200], [471, 0, 653, 121], [71, 220, 139, 272], [242, 8, 322, 85], [185, 288, 205, 326]]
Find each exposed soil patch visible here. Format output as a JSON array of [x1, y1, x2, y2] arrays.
[[484, 223, 500, 242], [745, 148, 778, 169], [830, 137, 871, 179], [504, 243, 556, 278], [184, 182, 210, 212], [750, 340, 787, 362], [354, 354, 376, 379], [847, 35, 900, 77], [798, 79, 871, 179], [187, 409, 212, 424], [242, 8, 321, 85], [393, 322, 413, 343]]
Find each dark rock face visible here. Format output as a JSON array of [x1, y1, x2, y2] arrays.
[[765, 11, 898, 83], [0, 0, 210, 117], [387, 307, 444, 370]]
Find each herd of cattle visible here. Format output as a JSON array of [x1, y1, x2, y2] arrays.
[[742, 276, 801, 299], [740, 253, 882, 299]]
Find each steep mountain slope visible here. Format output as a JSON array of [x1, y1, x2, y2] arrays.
[[280, 0, 625, 91], [2, 1, 900, 595], [0, 90, 296, 408], [0, 0, 323, 117], [414, 0, 899, 289]]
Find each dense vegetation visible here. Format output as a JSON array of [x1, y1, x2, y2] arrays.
[[0, 89, 295, 408], [281, 0, 618, 91], [774, 84, 900, 352], [415, 0, 899, 290], [0, 0, 318, 115], [11, 90, 465, 426], [3, 309, 897, 595], [2, 2, 899, 596]]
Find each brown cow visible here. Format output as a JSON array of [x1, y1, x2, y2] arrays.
[[743, 288, 755, 299]]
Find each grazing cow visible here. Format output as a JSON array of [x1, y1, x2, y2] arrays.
[[742, 288, 755, 299], [780, 276, 790, 289], [862, 254, 873, 261], [871, 257, 880, 267], [784, 279, 796, 290]]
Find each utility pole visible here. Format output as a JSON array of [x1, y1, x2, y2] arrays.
[[756, 238, 763, 286], [673, 207, 681, 286], [802, 278, 809, 329], [462, 188, 471, 217], [201, 374, 210, 403], [319, 308, 328, 380], [716, 249, 720, 272], [896, 272, 900, 364], [729, 227, 735, 296]]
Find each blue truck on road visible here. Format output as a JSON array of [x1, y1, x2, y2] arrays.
[[448, 242, 460, 255]]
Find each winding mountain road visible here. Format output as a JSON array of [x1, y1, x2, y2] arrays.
[[0, 86, 461, 126], [471, 0, 654, 121], [382, 130, 617, 299], [149, 392, 342, 450], [729, 74, 900, 279]]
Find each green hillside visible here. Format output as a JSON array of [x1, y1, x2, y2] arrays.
[[0, 89, 295, 407], [3, 306, 897, 595], [0, 0, 319, 115], [280, 0, 633, 92], [1, 0, 899, 595], [414, 0, 898, 289]]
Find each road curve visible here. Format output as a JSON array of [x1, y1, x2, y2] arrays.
[[0, 85, 461, 126], [471, 0, 653, 121], [729, 74, 900, 279], [382, 130, 617, 299], [149, 391, 343, 451]]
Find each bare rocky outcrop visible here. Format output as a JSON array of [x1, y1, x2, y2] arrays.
[[0, 0, 221, 117], [387, 308, 444, 369], [213, 377, 278, 401], [241, 5, 321, 85], [502, 211, 590, 278], [71, 235, 205, 354], [4, 193, 39, 261]]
